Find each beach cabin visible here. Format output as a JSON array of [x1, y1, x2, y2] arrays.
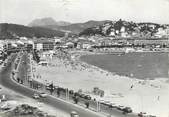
[[93, 87, 105, 97]]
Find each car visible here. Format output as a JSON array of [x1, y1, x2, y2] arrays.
[[46, 86, 51, 90], [39, 92, 47, 98], [70, 111, 79, 117], [122, 107, 132, 113], [84, 95, 91, 100], [138, 112, 146, 117], [79, 94, 86, 98], [33, 93, 40, 99], [107, 103, 116, 108], [100, 100, 112, 107], [116, 105, 125, 111], [46, 83, 55, 90]]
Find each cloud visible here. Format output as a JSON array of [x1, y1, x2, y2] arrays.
[[0, 0, 169, 24]]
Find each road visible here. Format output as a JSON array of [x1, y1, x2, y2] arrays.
[[0, 52, 137, 117], [0, 53, 106, 117]]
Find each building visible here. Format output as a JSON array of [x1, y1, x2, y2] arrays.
[[133, 39, 169, 47], [26, 40, 34, 51], [76, 39, 94, 49], [34, 39, 54, 51], [65, 42, 74, 48], [0, 41, 5, 51]]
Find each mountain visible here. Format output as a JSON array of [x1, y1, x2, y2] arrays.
[[28, 17, 71, 27], [0, 23, 65, 39], [55, 21, 72, 26], [79, 19, 169, 37], [29, 19, 109, 34], [55, 20, 109, 34]]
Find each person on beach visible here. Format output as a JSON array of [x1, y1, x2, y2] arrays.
[[157, 96, 160, 101], [130, 84, 134, 89]]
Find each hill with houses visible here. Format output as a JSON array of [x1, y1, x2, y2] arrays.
[[1, 19, 169, 40], [79, 19, 169, 38]]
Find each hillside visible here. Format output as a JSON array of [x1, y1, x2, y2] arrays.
[[79, 19, 169, 37], [29, 20, 109, 34], [0, 23, 66, 39], [56, 20, 109, 34]]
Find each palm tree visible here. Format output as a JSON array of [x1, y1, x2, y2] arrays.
[[85, 101, 89, 108]]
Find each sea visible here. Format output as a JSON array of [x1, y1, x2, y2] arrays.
[[80, 52, 169, 79]]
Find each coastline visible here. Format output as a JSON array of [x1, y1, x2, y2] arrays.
[[79, 51, 169, 80], [33, 50, 169, 117]]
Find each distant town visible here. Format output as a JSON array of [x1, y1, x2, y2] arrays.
[[1, 19, 169, 56], [0, 19, 169, 117]]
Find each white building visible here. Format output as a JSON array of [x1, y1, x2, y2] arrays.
[[120, 26, 125, 32], [109, 31, 115, 36], [36, 43, 43, 50], [82, 43, 92, 49], [155, 28, 166, 38], [55, 39, 62, 43], [0, 41, 4, 51], [65, 42, 74, 48]]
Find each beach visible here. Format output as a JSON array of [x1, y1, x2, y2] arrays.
[[33, 50, 169, 117]]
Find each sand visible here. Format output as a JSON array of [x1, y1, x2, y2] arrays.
[[33, 50, 169, 117]]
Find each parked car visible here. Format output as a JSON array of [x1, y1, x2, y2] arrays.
[[116, 105, 125, 111], [39, 92, 47, 98], [138, 112, 146, 117], [107, 103, 116, 108], [33, 93, 40, 99], [100, 100, 112, 107], [84, 95, 91, 100], [122, 107, 132, 113], [79, 94, 86, 98], [46, 83, 55, 90], [70, 111, 79, 117]]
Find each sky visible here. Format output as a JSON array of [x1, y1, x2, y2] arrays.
[[0, 0, 169, 25]]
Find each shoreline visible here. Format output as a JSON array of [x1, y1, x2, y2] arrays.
[[34, 50, 169, 117], [77, 51, 168, 80]]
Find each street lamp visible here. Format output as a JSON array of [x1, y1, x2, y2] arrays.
[[97, 101, 101, 112]]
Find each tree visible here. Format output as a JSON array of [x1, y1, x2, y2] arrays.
[[85, 101, 89, 108], [73, 96, 79, 104], [33, 50, 40, 63], [49, 83, 55, 95], [57, 89, 60, 97]]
